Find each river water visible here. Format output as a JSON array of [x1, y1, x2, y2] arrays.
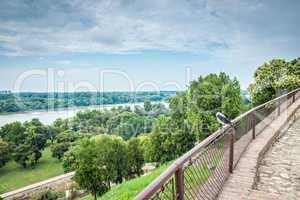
[[0, 103, 146, 126]]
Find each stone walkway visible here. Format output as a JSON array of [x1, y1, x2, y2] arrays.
[[218, 97, 300, 200], [254, 117, 300, 199]]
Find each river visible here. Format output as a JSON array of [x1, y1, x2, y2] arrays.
[[0, 102, 148, 126]]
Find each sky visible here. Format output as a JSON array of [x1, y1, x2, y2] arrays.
[[0, 0, 299, 92]]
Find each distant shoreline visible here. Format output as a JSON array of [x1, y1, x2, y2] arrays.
[[0, 100, 164, 115], [0, 101, 168, 126]]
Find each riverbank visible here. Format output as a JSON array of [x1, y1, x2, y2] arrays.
[[0, 101, 168, 126]]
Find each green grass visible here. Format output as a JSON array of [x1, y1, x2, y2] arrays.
[[81, 163, 170, 200], [0, 148, 64, 194]]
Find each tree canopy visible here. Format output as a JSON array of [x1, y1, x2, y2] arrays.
[[145, 72, 243, 164], [64, 134, 145, 200], [0, 118, 48, 168], [249, 58, 300, 106], [170, 72, 243, 139]]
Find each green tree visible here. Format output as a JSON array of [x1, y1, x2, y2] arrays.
[[52, 118, 69, 133], [51, 131, 79, 160], [94, 135, 129, 184], [24, 125, 47, 152], [172, 128, 196, 157], [0, 139, 10, 168], [169, 92, 188, 125], [116, 116, 148, 139], [249, 58, 300, 105], [147, 73, 242, 163], [0, 119, 48, 168], [127, 138, 144, 177], [12, 144, 36, 168], [64, 135, 130, 199], [46, 125, 58, 143], [147, 131, 175, 163], [170, 73, 243, 139], [56, 130, 79, 143], [8, 119, 47, 168], [51, 142, 71, 160], [144, 100, 152, 112], [0, 121, 25, 145], [62, 147, 79, 172], [72, 139, 110, 200], [137, 135, 152, 162]]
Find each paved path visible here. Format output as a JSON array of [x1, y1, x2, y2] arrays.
[[218, 97, 300, 200], [254, 117, 300, 199]]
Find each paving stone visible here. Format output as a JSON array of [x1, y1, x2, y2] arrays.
[[253, 117, 300, 199], [217, 99, 300, 200]]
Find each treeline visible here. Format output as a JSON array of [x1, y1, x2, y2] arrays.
[[0, 91, 175, 113]]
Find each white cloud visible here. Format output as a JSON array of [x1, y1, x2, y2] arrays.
[[0, 0, 299, 62]]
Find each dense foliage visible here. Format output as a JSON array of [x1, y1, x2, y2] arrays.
[[0, 119, 49, 168], [249, 58, 300, 106], [0, 91, 175, 113], [143, 73, 243, 164], [64, 135, 145, 200], [71, 139, 111, 200]]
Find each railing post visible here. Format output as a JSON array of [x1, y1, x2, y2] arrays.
[[277, 100, 281, 116], [292, 93, 296, 103], [229, 127, 235, 173], [175, 168, 184, 200], [251, 113, 256, 140]]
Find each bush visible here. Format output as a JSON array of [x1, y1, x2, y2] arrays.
[[36, 190, 59, 200]]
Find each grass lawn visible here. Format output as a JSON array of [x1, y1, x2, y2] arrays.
[[81, 163, 170, 200], [0, 148, 64, 194]]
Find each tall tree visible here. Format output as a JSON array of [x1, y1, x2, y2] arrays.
[[64, 135, 130, 199], [0, 121, 25, 145], [249, 58, 300, 106], [127, 138, 144, 177], [0, 139, 10, 168], [72, 139, 110, 200], [4, 119, 48, 168], [12, 144, 36, 168], [94, 135, 129, 184], [171, 72, 243, 139], [148, 73, 242, 163]]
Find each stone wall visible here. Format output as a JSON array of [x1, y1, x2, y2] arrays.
[[0, 172, 75, 200]]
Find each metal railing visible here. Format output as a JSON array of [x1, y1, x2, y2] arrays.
[[134, 88, 300, 200]]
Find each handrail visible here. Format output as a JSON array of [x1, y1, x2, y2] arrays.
[[232, 88, 300, 124], [135, 128, 227, 199], [134, 88, 300, 200]]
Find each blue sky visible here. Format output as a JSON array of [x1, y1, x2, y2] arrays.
[[0, 0, 299, 92]]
